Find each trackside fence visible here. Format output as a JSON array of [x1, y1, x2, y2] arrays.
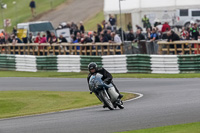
[[0, 54, 200, 74]]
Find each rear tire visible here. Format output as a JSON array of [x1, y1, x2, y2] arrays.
[[99, 91, 115, 110], [116, 100, 124, 109]]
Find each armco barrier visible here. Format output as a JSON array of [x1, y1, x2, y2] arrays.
[[150, 55, 180, 74], [102, 55, 127, 73], [15, 55, 37, 72], [178, 55, 200, 73], [80, 56, 103, 71], [57, 55, 81, 72], [0, 54, 16, 71], [1, 54, 200, 74], [36, 56, 58, 71], [127, 55, 151, 73]]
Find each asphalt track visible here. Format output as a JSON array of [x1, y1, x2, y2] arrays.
[[0, 78, 200, 133]]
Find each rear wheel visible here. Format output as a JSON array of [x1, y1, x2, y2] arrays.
[[99, 91, 114, 110], [116, 99, 124, 109]]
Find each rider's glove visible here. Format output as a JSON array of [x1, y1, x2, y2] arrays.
[[104, 78, 111, 85]]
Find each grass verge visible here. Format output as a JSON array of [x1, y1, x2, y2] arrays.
[[2, 0, 67, 31], [0, 91, 135, 119], [0, 71, 200, 78], [84, 11, 104, 31], [117, 122, 200, 133]]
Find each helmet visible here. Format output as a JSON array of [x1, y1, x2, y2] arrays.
[[88, 62, 97, 71]]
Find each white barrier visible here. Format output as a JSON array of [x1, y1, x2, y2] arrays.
[[102, 55, 127, 73], [57, 55, 81, 72], [150, 55, 180, 74], [15, 55, 37, 72]]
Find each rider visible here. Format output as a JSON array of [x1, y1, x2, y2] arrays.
[[87, 62, 123, 99]]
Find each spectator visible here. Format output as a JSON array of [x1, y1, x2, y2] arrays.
[[150, 28, 158, 42], [28, 33, 33, 43], [109, 14, 116, 26], [156, 22, 163, 32], [22, 36, 28, 44], [127, 29, 135, 41], [118, 28, 126, 41], [39, 34, 46, 50], [46, 31, 51, 43], [136, 25, 143, 31], [80, 33, 85, 44], [97, 24, 102, 35], [83, 34, 92, 43], [59, 35, 68, 43], [167, 30, 180, 42], [142, 15, 149, 28], [34, 32, 41, 43], [51, 32, 58, 43], [167, 30, 180, 54], [111, 32, 122, 44], [71, 22, 77, 34], [105, 23, 112, 30], [0, 35, 6, 44], [74, 25, 80, 38], [135, 29, 145, 42], [7, 34, 13, 43], [180, 27, 188, 40], [100, 32, 109, 43], [48, 32, 58, 44], [162, 22, 171, 33], [40, 34, 47, 43], [146, 28, 151, 40], [29, 0, 36, 17], [92, 31, 100, 43], [13, 26, 17, 36], [75, 32, 81, 42], [192, 23, 199, 40], [102, 20, 106, 29], [66, 22, 71, 28], [127, 22, 132, 31], [109, 14, 116, 31], [80, 21, 85, 33], [12, 36, 18, 45], [105, 30, 112, 41]]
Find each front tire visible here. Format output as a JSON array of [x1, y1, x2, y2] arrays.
[[99, 91, 115, 110]]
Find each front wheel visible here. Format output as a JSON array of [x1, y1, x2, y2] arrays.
[[99, 91, 115, 110]]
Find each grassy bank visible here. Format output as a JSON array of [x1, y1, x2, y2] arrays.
[[0, 71, 200, 78], [84, 11, 104, 31], [117, 122, 200, 133], [0, 91, 135, 119], [1, 0, 67, 31]]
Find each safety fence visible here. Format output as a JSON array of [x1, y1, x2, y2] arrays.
[[1, 54, 200, 74], [0, 43, 123, 56], [157, 41, 200, 55]]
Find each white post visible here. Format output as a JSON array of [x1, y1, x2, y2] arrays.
[[119, 0, 124, 44]]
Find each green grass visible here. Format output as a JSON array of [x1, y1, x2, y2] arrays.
[[0, 71, 200, 78], [84, 11, 104, 31], [117, 122, 200, 133], [1, 0, 67, 32], [84, 10, 129, 31], [0, 91, 135, 119]]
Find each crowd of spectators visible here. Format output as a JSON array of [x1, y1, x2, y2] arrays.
[[0, 14, 200, 47]]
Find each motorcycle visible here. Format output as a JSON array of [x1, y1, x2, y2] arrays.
[[89, 73, 124, 110]]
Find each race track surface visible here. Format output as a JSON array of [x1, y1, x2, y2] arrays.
[[0, 78, 200, 133]]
